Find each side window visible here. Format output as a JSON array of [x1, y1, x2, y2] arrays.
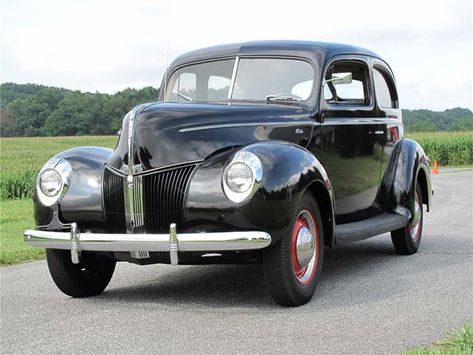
[[167, 59, 234, 102], [208, 75, 231, 101], [373, 67, 397, 108], [171, 73, 196, 101], [323, 61, 370, 106]]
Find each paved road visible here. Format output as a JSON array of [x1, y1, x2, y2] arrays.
[[1, 171, 472, 354]]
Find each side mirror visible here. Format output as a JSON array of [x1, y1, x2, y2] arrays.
[[324, 72, 352, 86]]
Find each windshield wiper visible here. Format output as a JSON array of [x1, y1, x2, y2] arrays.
[[266, 94, 302, 104], [172, 90, 193, 101]]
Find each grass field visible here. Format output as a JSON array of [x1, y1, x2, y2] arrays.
[[406, 323, 473, 354], [0, 199, 42, 264]]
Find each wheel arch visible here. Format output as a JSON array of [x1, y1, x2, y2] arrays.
[[377, 138, 432, 219], [33, 146, 113, 228], [416, 164, 431, 211], [306, 180, 335, 249], [186, 140, 336, 246]]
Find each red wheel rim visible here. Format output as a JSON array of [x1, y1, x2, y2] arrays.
[[291, 210, 319, 286]]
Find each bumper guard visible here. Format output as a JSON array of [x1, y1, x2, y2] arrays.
[[24, 223, 271, 265]]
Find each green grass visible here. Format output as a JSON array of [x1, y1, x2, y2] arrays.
[[406, 324, 473, 355], [0, 136, 117, 200], [0, 199, 43, 264]]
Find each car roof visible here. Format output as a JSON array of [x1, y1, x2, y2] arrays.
[[169, 40, 382, 68]]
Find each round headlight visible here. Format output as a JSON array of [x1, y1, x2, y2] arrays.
[[36, 158, 72, 206], [39, 169, 63, 197], [226, 163, 253, 193], [222, 151, 263, 203]]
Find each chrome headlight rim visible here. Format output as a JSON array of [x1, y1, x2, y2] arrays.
[[39, 169, 62, 197], [222, 151, 263, 203], [36, 158, 72, 207]]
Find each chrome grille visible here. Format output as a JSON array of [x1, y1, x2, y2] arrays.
[[142, 164, 196, 233], [103, 167, 126, 232], [102, 164, 197, 233]]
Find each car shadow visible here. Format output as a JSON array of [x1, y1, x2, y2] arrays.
[[91, 235, 466, 311]]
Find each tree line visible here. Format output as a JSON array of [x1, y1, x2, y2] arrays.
[[1, 83, 472, 136], [0, 83, 159, 136]]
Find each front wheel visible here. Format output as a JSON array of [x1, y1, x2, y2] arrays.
[[263, 193, 324, 306], [391, 183, 424, 255], [46, 249, 116, 297]]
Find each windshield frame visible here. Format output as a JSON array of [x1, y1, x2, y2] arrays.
[[162, 55, 317, 105]]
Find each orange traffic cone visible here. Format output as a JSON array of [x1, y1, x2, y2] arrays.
[[432, 160, 438, 175]]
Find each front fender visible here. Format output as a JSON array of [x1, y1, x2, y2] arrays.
[[377, 138, 432, 220], [33, 146, 113, 229], [185, 141, 334, 245]]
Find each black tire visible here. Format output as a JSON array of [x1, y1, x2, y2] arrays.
[[46, 249, 116, 297], [391, 183, 424, 255], [263, 193, 324, 307]]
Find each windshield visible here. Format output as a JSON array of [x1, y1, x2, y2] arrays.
[[164, 57, 314, 103]]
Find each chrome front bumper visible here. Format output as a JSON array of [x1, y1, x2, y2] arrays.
[[24, 223, 271, 265]]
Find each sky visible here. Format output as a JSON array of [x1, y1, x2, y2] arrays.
[[1, 0, 472, 110]]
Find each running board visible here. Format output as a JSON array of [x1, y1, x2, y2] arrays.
[[335, 213, 408, 245]]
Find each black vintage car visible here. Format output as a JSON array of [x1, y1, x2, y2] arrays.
[[25, 41, 432, 306]]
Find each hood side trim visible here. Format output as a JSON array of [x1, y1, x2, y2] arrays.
[[179, 120, 311, 133]]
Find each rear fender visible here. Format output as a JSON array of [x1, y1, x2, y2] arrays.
[[377, 139, 432, 220]]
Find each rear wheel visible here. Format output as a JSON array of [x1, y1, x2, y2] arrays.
[[263, 193, 324, 306], [46, 249, 116, 297], [391, 183, 424, 255]]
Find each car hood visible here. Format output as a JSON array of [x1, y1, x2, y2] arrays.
[[106, 102, 311, 172]]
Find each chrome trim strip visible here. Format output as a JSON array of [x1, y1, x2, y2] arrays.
[[179, 118, 396, 133], [106, 160, 203, 177], [179, 121, 311, 133], [320, 118, 396, 125], [123, 171, 144, 233], [24, 226, 272, 265], [123, 104, 152, 233], [227, 56, 239, 100], [126, 105, 143, 173]]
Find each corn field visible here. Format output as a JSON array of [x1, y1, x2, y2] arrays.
[[0, 132, 472, 200], [408, 131, 473, 167], [0, 136, 116, 200]]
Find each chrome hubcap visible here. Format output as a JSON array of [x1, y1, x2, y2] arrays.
[[409, 191, 422, 241], [292, 210, 318, 286], [296, 226, 315, 268]]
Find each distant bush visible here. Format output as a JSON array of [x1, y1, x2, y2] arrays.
[[1, 83, 159, 137], [403, 108, 473, 132]]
